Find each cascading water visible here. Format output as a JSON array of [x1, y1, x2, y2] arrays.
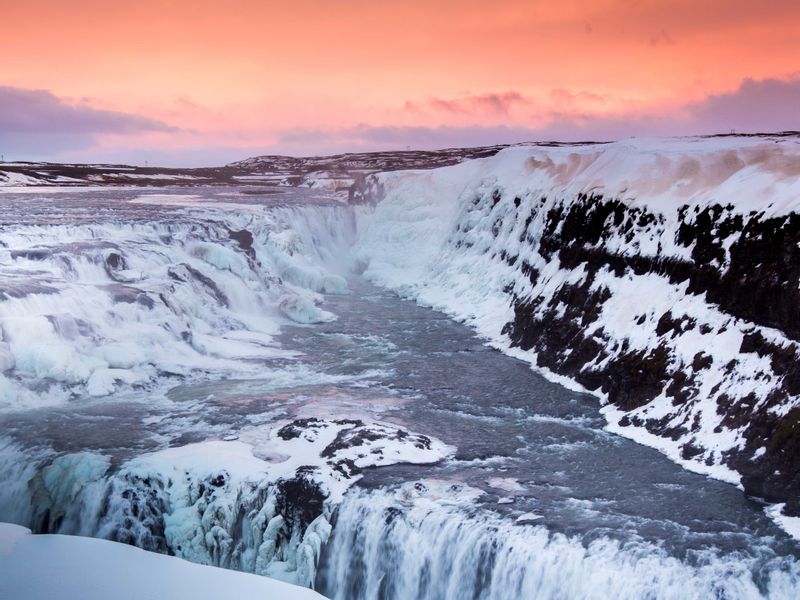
[[0, 193, 361, 408], [318, 483, 800, 600]]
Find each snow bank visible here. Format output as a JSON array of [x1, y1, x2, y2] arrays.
[[0, 523, 325, 600]]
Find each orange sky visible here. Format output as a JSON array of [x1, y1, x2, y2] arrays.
[[1, 0, 798, 164]]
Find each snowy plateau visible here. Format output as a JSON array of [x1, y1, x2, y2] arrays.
[[1, 135, 800, 599]]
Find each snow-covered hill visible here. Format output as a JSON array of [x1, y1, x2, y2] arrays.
[[228, 146, 507, 193], [351, 134, 800, 521], [0, 162, 233, 187], [0, 146, 505, 191]]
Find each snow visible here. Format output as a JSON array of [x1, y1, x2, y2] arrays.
[[766, 504, 800, 541], [0, 184, 142, 194], [107, 173, 206, 180], [0, 171, 45, 186], [279, 293, 337, 324], [0, 523, 325, 600], [487, 477, 526, 493], [129, 417, 453, 506], [515, 512, 543, 523]]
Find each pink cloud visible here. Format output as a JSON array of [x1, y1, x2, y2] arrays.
[[405, 92, 528, 117], [5, 75, 799, 165], [0, 86, 175, 135]]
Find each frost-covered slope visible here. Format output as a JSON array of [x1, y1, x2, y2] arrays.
[[230, 146, 505, 192], [352, 135, 800, 520], [0, 523, 326, 600], [0, 162, 237, 187]]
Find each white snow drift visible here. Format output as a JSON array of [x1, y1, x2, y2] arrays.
[[0, 523, 326, 600]]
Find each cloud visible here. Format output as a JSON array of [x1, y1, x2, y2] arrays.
[[0, 85, 178, 159], [687, 76, 800, 134], [548, 88, 610, 108], [277, 123, 554, 153], [505, 75, 800, 140], [405, 92, 528, 117], [0, 86, 176, 135], [273, 75, 800, 155], [5, 76, 798, 165]]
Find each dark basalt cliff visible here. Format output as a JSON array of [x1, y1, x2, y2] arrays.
[[493, 194, 800, 512]]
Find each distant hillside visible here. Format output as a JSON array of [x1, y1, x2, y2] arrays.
[[0, 146, 508, 191]]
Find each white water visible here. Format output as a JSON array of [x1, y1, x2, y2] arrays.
[[320, 483, 800, 600], [0, 200, 360, 410]]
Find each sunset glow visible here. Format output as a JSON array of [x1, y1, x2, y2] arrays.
[[2, 0, 799, 164]]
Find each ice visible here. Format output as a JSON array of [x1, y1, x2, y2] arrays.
[[0, 342, 14, 372], [36, 452, 110, 511], [279, 293, 337, 324], [0, 418, 451, 588], [487, 477, 526, 493], [515, 512, 543, 523]]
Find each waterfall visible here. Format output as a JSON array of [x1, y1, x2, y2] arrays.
[[318, 482, 800, 600]]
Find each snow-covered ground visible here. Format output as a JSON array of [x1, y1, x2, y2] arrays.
[[0, 523, 326, 600]]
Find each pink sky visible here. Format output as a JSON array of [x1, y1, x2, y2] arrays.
[[1, 0, 798, 165]]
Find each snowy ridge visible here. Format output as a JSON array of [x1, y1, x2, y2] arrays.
[[352, 135, 800, 524], [0, 146, 505, 192], [229, 146, 506, 192], [0, 163, 226, 188], [0, 202, 358, 410]]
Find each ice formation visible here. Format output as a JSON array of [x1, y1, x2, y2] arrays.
[[0, 418, 450, 587]]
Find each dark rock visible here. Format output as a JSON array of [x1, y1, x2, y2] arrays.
[[228, 229, 256, 259]]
